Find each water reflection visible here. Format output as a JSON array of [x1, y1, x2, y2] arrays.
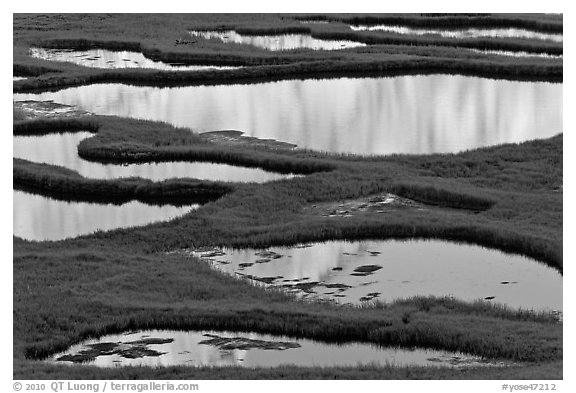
[[193, 240, 562, 312], [468, 49, 562, 59], [13, 76, 27, 81], [13, 190, 196, 241], [50, 329, 505, 368], [14, 75, 562, 155], [29, 48, 240, 71], [189, 30, 365, 51], [13, 131, 293, 183], [350, 25, 563, 43]]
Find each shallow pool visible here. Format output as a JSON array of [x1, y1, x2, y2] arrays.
[[13, 190, 196, 241], [189, 240, 562, 312], [189, 30, 365, 51], [13, 131, 295, 183], [350, 25, 563, 43], [49, 329, 510, 368], [29, 48, 240, 71]]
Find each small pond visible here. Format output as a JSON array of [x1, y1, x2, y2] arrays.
[[349, 25, 563, 43], [188, 240, 562, 312], [13, 190, 196, 241], [13, 131, 294, 183], [29, 48, 239, 71], [13, 75, 562, 155], [189, 30, 365, 51], [49, 329, 510, 368]]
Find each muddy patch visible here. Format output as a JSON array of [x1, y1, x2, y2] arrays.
[[305, 193, 426, 218], [13, 100, 91, 120], [200, 130, 297, 150]]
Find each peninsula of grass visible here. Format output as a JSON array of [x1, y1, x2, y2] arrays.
[[13, 13, 563, 380]]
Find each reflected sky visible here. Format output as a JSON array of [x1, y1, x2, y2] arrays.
[[468, 48, 562, 59], [49, 329, 503, 368], [14, 75, 562, 155], [13, 190, 196, 241], [13, 131, 293, 183], [189, 30, 365, 51], [350, 25, 563, 43], [29, 48, 239, 71], [201, 240, 562, 312]]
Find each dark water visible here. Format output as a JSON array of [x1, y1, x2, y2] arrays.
[[350, 25, 563, 43], [13, 75, 562, 155], [29, 48, 240, 71], [13, 132, 294, 183], [189, 30, 365, 51], [49, 329, 510, 368], [13, 190, 196, 241], [189, 240, 562, 312]]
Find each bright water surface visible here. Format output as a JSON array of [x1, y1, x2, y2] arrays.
[[49, 329, 508, 368], [189, 30, 365, 51], [29, 48, 239, 71], [350, 25, 563, 43], [13, 190, 196, 241], [193, 240, 562, 312], [13, 132, 293, 183], [13, 75, 563, 155]]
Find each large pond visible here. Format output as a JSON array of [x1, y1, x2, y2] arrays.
[[349, 25, 563, 43], [49, 329, 509, 368], [13, 132, 294, 183], [13, 190, 196, 241], [189, 30, 365, 51], [13, 75, 563, 155], [29, 48, 240, 71], [188, 240, 562, 312]]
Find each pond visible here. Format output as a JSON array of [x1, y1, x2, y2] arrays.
[[29, 48, 240, 71], [13, 75, 562, 155], [49, 329, 510, 368], [189, 30, 365, 51], [13, 132, 295, 183], [187, 240, 562, 312], [13, 190, 196, 241], [349, 25, 563, 43]]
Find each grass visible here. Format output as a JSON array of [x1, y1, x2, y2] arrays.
[[13, 13, 563, 380]]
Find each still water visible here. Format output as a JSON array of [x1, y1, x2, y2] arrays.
[[49, 329, 508, 368], [192, 240, 562, 312], [13, 190, 196, 241], [14, 75, 562, 155], [468, 49, 562, 59], [29, 48, 239, 71], [350, 25, 563, 43], [13, 132, 293, 183], [189, 30, 365, 51]]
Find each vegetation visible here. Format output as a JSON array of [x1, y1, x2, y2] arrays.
[[12, 13, 563, 380]]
